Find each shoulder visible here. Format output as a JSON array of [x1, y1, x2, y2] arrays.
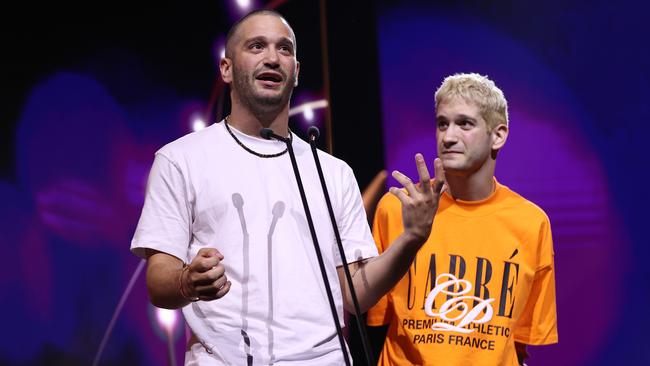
[[498, 183, 550, 224], [157, 122, 222, 162], [376, 190, 402, 216], [305, 141, 357, 178]]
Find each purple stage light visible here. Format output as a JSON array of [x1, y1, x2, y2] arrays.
[[212, 36, 226, 65], [156, 307, 180, 335], [236, 0, 252, 11], [192, 116, 207, 132], [290, 91, 328, 133], [177, 100, 209, 131], [155, 307, 180, 366], [224, 0, 261, 21]]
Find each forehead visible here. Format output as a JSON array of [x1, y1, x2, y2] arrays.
[[436, 96, 481, 117], [235, 14, 295, 44]]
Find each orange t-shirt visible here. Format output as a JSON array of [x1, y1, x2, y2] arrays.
[[367, 180, 558, 366]]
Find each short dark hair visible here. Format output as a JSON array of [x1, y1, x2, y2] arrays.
[[225, 9, 296, 59]]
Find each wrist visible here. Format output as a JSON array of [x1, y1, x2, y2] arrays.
[[403, 228, 429, 244], [179, 265, 199, 302], [400, 230, 427, 252]]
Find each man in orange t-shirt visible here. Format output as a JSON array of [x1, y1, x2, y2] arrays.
[[367, 73, 558, 365]]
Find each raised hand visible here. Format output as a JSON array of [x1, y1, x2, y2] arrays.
[[181, 248, 231, 301], [389, 153, 446, 245]]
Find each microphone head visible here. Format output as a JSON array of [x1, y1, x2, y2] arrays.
[[260, 128, 274, 140], [308, 126, 320, 140]]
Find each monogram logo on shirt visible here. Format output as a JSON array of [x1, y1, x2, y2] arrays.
[[406, 254, 520, 321], [424, 274, 495, 333]]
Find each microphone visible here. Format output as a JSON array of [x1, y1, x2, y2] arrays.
[[261, 124, 351, 366], [308, 126, 320, 141], [260, 128, 288, 142], [306, 129, 375, 366]]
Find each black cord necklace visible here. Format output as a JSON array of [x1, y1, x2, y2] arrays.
[[224, 115, 291, 158]]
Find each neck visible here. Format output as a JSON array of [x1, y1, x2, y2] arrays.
[[227, 98, 290, 138], [445, 161, 496, 201]]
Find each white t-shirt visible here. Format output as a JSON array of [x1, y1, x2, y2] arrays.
[[131, 121, 378, 365]]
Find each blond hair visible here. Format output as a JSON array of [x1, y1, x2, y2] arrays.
[[434, 73, 508, 130]]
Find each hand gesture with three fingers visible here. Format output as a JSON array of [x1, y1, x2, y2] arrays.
[[389, 153, 446, 245], [180, 248, 231, 302]]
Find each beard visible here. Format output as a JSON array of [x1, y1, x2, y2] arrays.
[[232, 63, 297, 113]]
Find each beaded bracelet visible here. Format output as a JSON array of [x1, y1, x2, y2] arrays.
[[179, 265, 200, 302]]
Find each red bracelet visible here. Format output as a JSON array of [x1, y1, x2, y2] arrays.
[[179, 265, 199, 302]]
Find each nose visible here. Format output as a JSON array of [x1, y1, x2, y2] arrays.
[[441, 125, 459, 148], [264, 48, 280, 68]]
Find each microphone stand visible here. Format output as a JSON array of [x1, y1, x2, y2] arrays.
[[306, 126, 374, 366], [260, 128, 351, 366]]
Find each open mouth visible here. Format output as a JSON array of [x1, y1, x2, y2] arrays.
[[255, 72, 283, 84]]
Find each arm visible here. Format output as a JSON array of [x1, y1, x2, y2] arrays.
[[515, 342, 528, 365], [512, 217, 558, 363], [145, 247, 231, 309], [133, 154, 231, 309], [338, 153, 445, 313]]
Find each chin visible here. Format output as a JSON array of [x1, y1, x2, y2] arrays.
[[260, 93, 293, 106], [441, 163, 470, 176], [441, 159, 463, 170], [254, 88, 281, 97], [256, 96, 286, 107]]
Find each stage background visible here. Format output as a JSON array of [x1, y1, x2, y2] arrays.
[[1, 1, 648, 365]]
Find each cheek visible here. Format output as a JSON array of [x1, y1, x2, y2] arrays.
[[286, 64, 297, 77], [468, 136, 491, 157]]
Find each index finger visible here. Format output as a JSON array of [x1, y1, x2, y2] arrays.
[[193, 255, 222, 272], [193, 248, 224, 272], [198, 248, 224, 260], [415, 153, 432, 194]]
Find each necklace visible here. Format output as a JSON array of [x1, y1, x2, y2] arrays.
[[224, 115, 291, 158]]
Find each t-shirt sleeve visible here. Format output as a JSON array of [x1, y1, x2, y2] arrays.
[[333, 164, 379, 266], [130, 152, 192, 262], [366, 193, 395, 326], [514, 217, 559, 345]]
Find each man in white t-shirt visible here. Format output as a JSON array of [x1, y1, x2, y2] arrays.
[[131, 9, 446, 365]]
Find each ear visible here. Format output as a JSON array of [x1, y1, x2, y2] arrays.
[[491, 124, 509, 150], [294, 60, 300, 87], [220, 57, 233, 84]]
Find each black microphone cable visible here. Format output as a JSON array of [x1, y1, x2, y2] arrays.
[[260, 128, 352, 366], [307, 126, 374, 366]]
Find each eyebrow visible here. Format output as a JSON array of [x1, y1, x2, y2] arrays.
[[436, 114, 477, 122], [456, 114, 477, 121], [244, 35, 295, 48], [277, 37, 295, 49]]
